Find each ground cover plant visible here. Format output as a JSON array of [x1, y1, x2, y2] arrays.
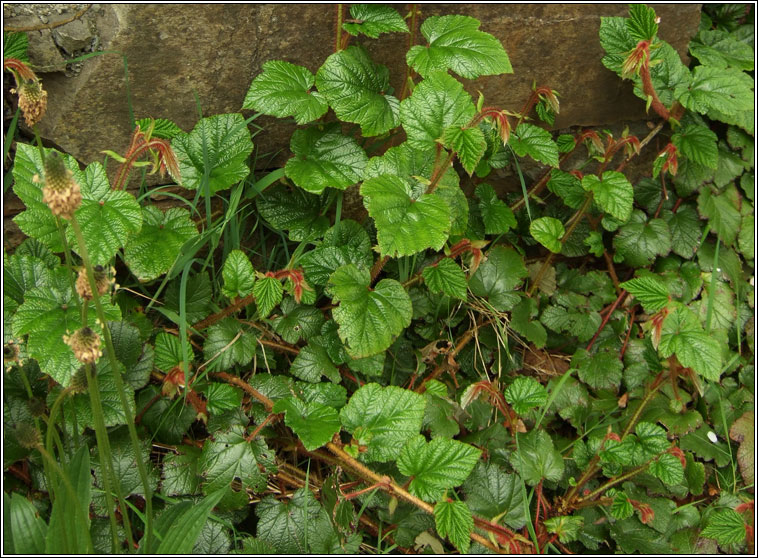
[[3, 3, 754, 554]]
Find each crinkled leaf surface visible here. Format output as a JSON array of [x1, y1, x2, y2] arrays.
[[468, 246, 527, 310], [701, 509, 746, 546], [135, 117, 183, 139], [729, 411, 754, 487], [441, 125, 485, 175], [290, 343, 340, 383], [397, 435, 481, 502], [672, 120, 719, 169], [649, 453, 684, 486], [620, 276, 671, 312], [665, 205, 702, 258], [339, 383, 425, 462], [253, 276, 283, 318], [675, 66, 754, 116], [361, 174, 450, 257], [285, 124, 368, 194], [462, 462, 526, 529], [658, 305, 722, 381], [433, 500, 473, 553], [407, 15, 512, 79], [329, 264, 412, 358], [221, 249, 255, 299], [697, 185, 741, 247], [202, 319, 256, 370], [613, 210, 671, 267], [256, 184, 329, 241], [400, 72, 475, 151], [300, 220, 373, 286], [422, 257, 467, 300], [510, 429, 564, 485], [273, 397, 340, 451], [316, 46, 399, 136], [689, 29, 754, 71], [342, 4, 409, 38], [124, 206, 198, 282], [509, 123, 560, 167], [242, 60, 327, 124], [530, 217, 565, 253], [504, 376, 548, 414], [583, 171, 634, 223], [626, 4, 658, 41], [572, 348, 623, 391], [476, 183, 516, 234], [172, 113, 254, 194]]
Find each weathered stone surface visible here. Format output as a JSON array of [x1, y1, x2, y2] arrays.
[[8, 4, 702, 169]]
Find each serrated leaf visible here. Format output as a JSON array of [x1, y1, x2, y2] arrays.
[[697, 185, 741, 247], [422, 258, 467, 300], [340, 383, 425, 462], [649, 453, 684, 486], [620, 276, 670, 312], [543, 515, 584, 543], [583, 171, 634, 222], [407, 15, 512, 79], [610, 518, 671, 554], [123, 206, 197, 281], [510, 297, 547, 347], [509, 123, 559, 167], [300, 224, 373, 287], [4, 32, 29, 62], [135, 117, 184, 139], [172, 113, 254, 194], [433, 500, 473, 554], [154, 332, 185, 371], [329, 264, 412, 358], [634, 422, 672, 461], [530, 217, 565, 253], [672, 121, 719, 169], [361, 174, 450, 257], [476, 183, 516, 234], [397, 435, 481, 502], [510, 429, 564, 486], [271, 301, 324, 344], [665, 205, 702, 258], [342, 4, 409, 38], [611, 491, 634, 519], [504, 376, 548, 414], [626, 4, 658, 41], [253, 276, 283, 318], [658, 305, 722, 381], [675, 66, 754, 116], [273, 397, 340, 451], [701, 509, 746, 545], [3, 253, 52, 311], [441, 125, 485, 175], [203, 383, 243, 416], [599, 16, 637, 74], [400, 72, 475, 151], [242, 60, 327, 124], [221, 249, 255, 299], [164, 272, 213, 325], [613, 210, 671, 267], [256, 184, 328, 242], [690, 29, 754, 70], [572, 348, 623, 391], [468, 246, 527, 311], [203, 319, 256, 370], [729, 412, 754, 488], [548, 169, 586, 209], [316, 46, 399, 136], [462, 462, 526, 529], [291, 344, 340, 384], [285, 124, 368, 194]]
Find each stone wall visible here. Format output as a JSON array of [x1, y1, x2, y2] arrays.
[[5, 4, 702, 168]]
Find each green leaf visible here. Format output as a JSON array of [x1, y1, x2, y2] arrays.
[[155, 490, 225, 554], [253, 276, 283, 318], [273, 397, 340, 451], [285, 124, 368, 194], [422, 258, 467, 301], [675, 66, 754, 116], [4, 32, 29, 62], [729, 412, 754, 489], [10, 493, 47, 554], [672, 121, 719, 169], [433, 500, 473, 554], [583, 171, 634, 223], [135, 117, 184, 139], [462, 462, 526, 529], [340, 383, 425, 462], [242, 60, 328, 124], [613, 210, 671, 267], [316, 46, 399, 136], [468, 246, 527, 311], [3, 253, 52, 311], [164, 272, 213, 325], [620, 276, 670, 312], [510, 297, 547, 347], [45, 446, 92, 554], [698, 185, 741, 247], [634, 422, 672, 461], [154, 332, 184, 371], [64, 162, 142, 265], [548, 169, 586, 209], [509, 123, 559, 167], [530, 217, 565, 253], [200, 425, 276, 495], [543, 515, 584, 543], [665, 205, 702, 258], [300, 223, 373, 287], [203, 319, 256, 370], [701, 509, 746, 545], [649, 453, 684, 486], [397, 435, 481, 502], [690, 29, 754, 70], [441, 125, 486, 175], [221, 249, 255, 299], [572, 348, 623, 391], [12, 145, 80, 251], [123, 206, 198, 282], [330, 264, 412, 358], [203, 383, 243, 416], [626, 4, 658, 41], [510, 429, 564, 486], [611, 491, 634, 520], [400, 72, 476, 151], [504, 376, 548, 415], [599, 16, 637, 74], [271, 301, 324, 344], [658, 305, 722, 381], [172, 113, 254, 194], [610, 518, 671, 554], [342, 4, 409, 38], [361, 174, 450, 257], [407, 15, 512, 79], [256, 185, 328, 242], [476, 183, 516, 234], [290, 343, 340, 383]]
